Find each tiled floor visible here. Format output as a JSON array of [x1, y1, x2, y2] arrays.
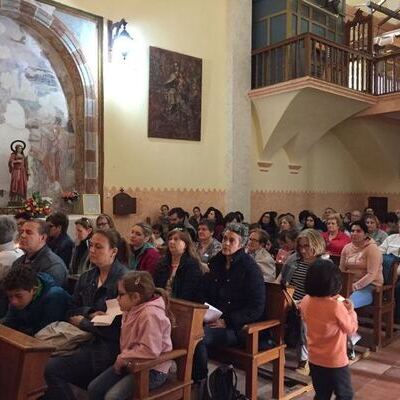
[[289, 337, 400, 400]]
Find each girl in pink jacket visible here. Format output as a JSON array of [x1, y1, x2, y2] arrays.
[[88, 271, 173, 400], [299, 259, 358, 400]]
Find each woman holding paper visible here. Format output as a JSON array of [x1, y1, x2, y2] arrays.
[[193, 223, 265, 383], [43, 229, 128, 400]]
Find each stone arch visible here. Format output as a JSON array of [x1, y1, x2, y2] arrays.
[[0, 0, 101, 194]]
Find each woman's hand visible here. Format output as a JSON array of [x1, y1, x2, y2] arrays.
[[88, 311, 106, 320], [207, 318, 226, 329], [113, 357, 127, 374], [343, 299, 354, 312], [69, 315, 84, 326]]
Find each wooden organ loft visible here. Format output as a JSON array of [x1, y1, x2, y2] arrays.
[[252, 0, 400, 95]]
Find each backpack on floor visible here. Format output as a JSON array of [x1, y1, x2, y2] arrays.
[[203, 364, 249, 400]]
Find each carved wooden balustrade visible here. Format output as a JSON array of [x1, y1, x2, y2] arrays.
[[252, 32, 400, 95]]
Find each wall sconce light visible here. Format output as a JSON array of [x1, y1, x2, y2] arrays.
[[108, 18, 134, 61]]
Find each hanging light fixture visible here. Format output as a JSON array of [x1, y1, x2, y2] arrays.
[[108, 18, 134, 61]]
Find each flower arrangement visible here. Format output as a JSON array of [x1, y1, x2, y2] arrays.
[[61, 190, 80, 203], [22, 192, 52, 217]]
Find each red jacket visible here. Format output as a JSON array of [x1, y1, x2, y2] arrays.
[[129, 244, 161, 276], [322, 231, 351, 257]]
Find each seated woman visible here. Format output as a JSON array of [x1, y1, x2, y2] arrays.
[[340, 221, 383, 309], [258, 211, 278, 241], [365, 214, 388, 246], [87, 271, 172, 400], [189, 206, 202, 231], [43, 229, 128, 400], [275, 229, 298, 264], [278, 213, 296, 233], [2, 266, 71, 336], [203, 207, 225, 242], [322, 213, 351, 259], [193, 223, 265, 382], [277, 229, 326, 375], [247, 228, 276, 282], [70, 217, 93, 275], [129, 223, 160, 276], [96, 214, 129, 265], [154, 229, 204, 302], [195, 219, 222, 263]]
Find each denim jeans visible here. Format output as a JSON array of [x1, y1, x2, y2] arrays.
[[350, 285, 374, 309], [297, 320, 309, 362], [87, 367, 167, 400], [192, 326, 239, 381]]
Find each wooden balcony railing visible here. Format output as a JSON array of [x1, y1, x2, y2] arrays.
[[252, 33, 400, 96]]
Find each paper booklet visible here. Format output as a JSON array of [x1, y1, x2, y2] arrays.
[[92, 298, 122, 326], [204, 303, 223, 323]]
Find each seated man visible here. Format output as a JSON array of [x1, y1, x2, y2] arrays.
[[12, 219, 68, 287], [0, 216, 24, 317], [46, 212, 74, 267], [2, 266, 71, 335]]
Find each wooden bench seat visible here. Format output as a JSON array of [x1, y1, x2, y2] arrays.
[[0, 324, 55, 400], [128, 298, 207, 400]]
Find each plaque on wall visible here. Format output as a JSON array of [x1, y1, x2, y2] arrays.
[[113, 190, 136, 215], [82, 194, 101, 215]]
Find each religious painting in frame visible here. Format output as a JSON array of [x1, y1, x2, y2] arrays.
[[148, 46, 202, 141]]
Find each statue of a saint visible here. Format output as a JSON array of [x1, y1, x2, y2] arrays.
[[8, 140, 29, 205]]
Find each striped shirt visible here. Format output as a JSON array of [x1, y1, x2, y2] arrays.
[[290, 261, 310, 301]]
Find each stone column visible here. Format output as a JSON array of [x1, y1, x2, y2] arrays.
[[224, 0, 252, 219]]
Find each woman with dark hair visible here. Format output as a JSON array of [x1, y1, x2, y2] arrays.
[[129, 223, 160, 276], [95, 214, 129, 266], [154, 228, 203, 302], [340, 221, 383, 309], [203, 207, 225, 241], [223, 212, 239, 226], [303, 213, 318, 230], [195, 219, 222, 263], [258, 211, 278, 240], [43, 229, 128, 400], [70, 217, 94, 275], [189, 206, 202, 231]]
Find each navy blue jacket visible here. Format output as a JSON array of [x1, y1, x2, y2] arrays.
[[3, 273, 71, 336], [200, 248, 266, 331], [47, 232, 74, 268], [67, 259, 128, 372]]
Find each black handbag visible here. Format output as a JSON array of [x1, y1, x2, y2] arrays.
[[282, 287, 302, 348]]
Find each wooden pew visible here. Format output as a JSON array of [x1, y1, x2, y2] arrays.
[[341, 262, 399, 351], [208, 282, 293, 400], [128, 298, 207, 400], [0, 324, 55, 400]]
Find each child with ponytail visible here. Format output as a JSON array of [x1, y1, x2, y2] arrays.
[[88, 271, 173, 400]]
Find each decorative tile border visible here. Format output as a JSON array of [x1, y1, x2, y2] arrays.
[[103, 186, 226, 237]]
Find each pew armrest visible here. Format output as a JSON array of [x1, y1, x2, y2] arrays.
[[243, 319, 280, 334], [127, 349, 187, 373]]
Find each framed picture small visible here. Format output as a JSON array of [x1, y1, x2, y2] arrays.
[[82, 194, 101, 215]]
